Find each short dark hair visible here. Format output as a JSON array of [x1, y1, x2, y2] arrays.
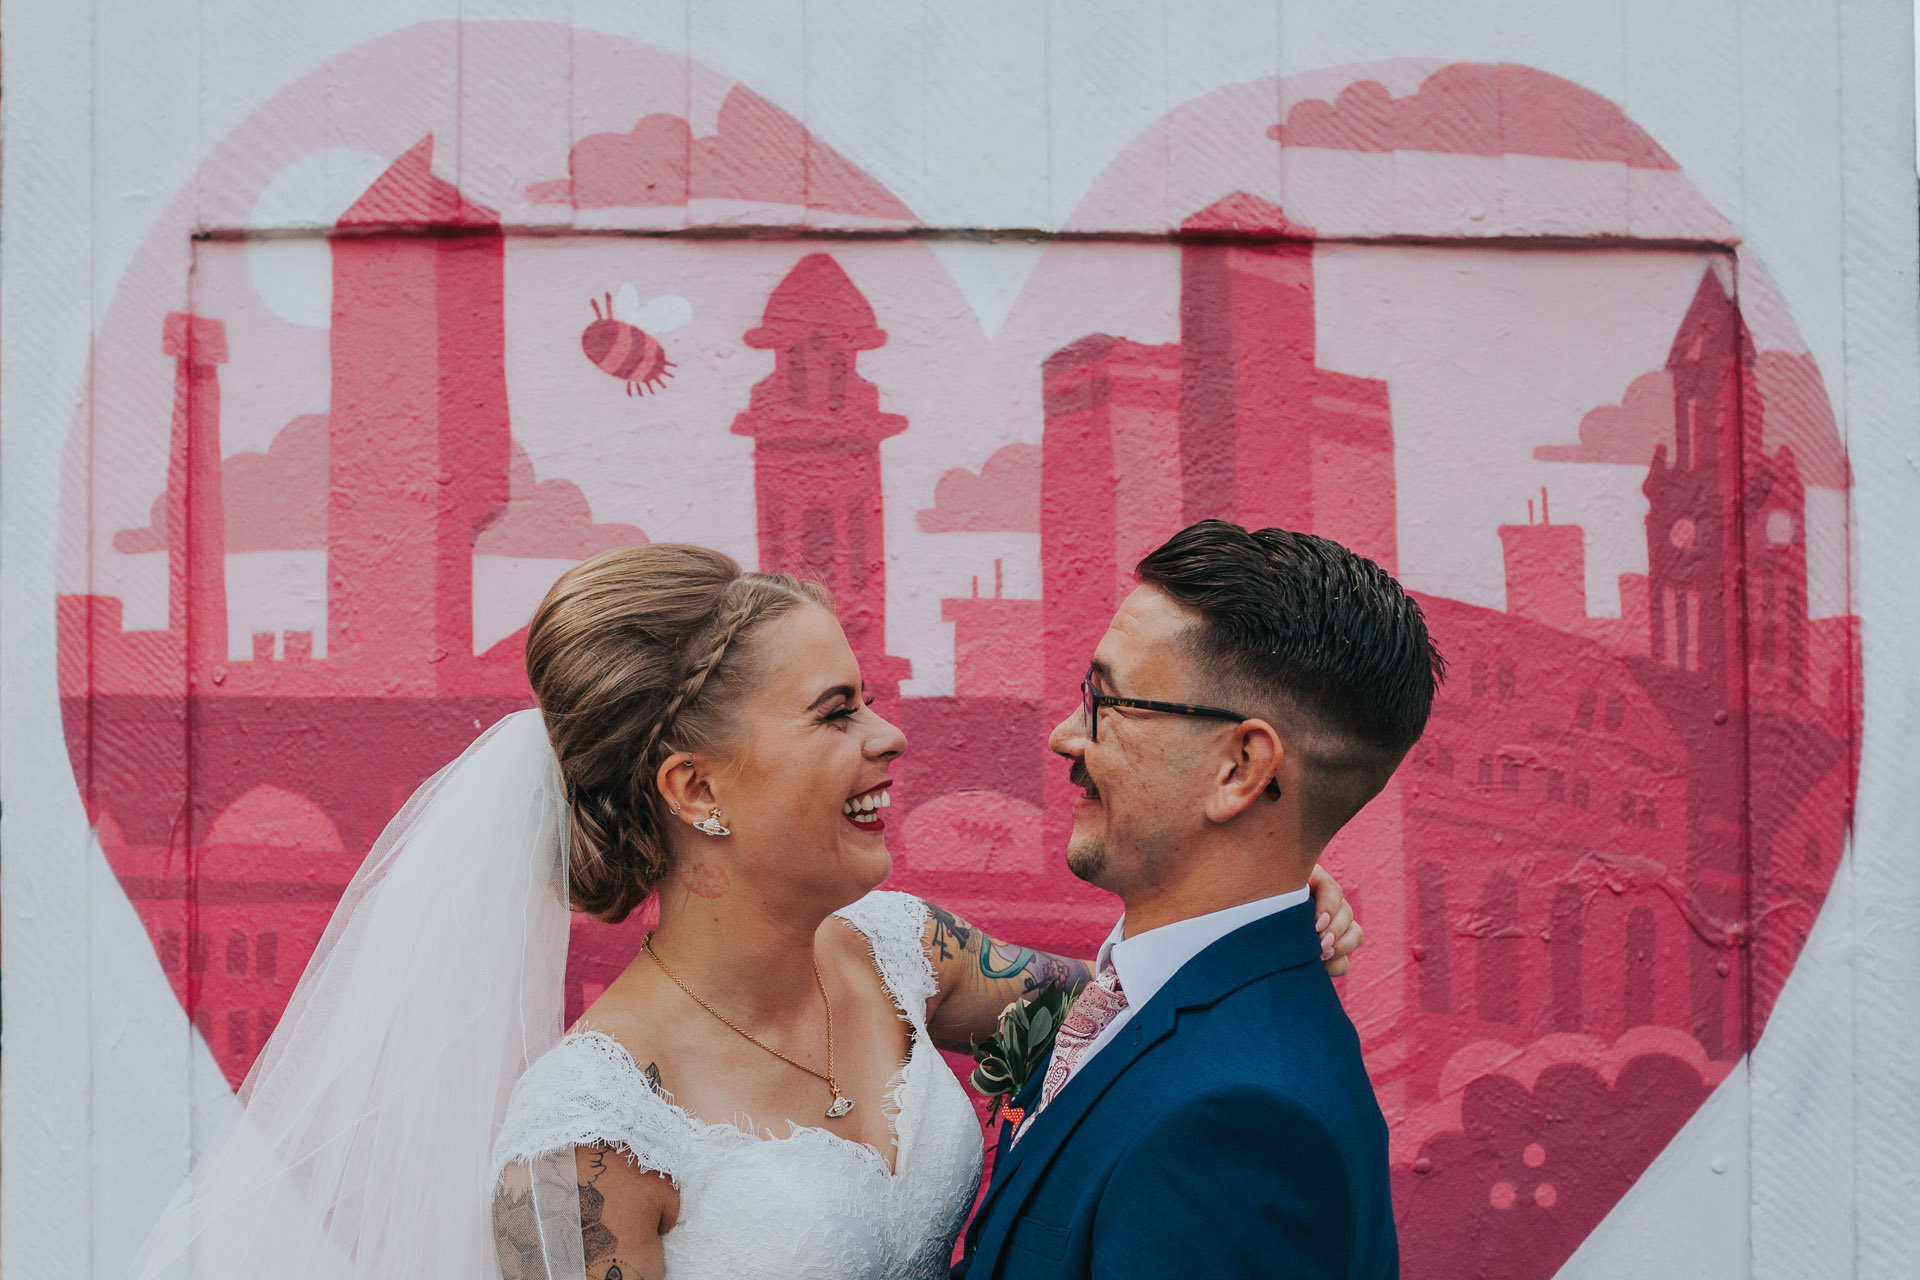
[[1136, 520, 1444, 845]]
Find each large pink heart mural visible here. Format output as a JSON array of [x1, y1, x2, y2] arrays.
[[58, 24, 1857, 1280]]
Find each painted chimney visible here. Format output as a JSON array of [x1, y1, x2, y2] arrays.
[[162, 311, 230, 687], [1499, 488, 1587, 629]]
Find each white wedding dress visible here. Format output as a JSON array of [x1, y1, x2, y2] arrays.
[[492, 891, 986, 1279]]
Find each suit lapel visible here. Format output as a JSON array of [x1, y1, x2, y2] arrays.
[[964, 1050, 1052, 1264], [991, 1066, 1048, 1164], [969, 991, 1180, 1263], [965, 901, 1328, 1271]]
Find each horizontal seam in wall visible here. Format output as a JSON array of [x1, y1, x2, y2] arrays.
[[192, 223, 1743, 253]]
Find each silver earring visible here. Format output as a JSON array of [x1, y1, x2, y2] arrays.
[[692, 808, 730, 837], [669, 802, 682, 814]]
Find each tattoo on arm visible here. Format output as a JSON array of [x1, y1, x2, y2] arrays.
[[927, 902, 974, 961], [580, 1146, 653, 1280], [578, 1151, 618, 1270], [924, 900, 1097, 1051], [491, 1168, 543, 1280], [494, 1148, 656, 1280], [493, 1156, 591, 1280]]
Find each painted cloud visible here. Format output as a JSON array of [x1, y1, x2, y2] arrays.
[[526, 86, 914, 221], [1272, 63, 1678, 170], [115, 419, 644, 558], [1535, 350, 1848, 488], [916, 443, 1041, 534], [115, 413, 329, 553], [1535, 371, 1675, 466], [474, 443, 647, 558]]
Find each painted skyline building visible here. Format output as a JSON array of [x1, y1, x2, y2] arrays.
[[732, 252, 913, 698]]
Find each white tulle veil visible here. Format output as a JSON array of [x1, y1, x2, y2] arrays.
[[129, 710, 585, 1279]]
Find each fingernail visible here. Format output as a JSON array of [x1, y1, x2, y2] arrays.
[[1317, 913, 1331, 931]]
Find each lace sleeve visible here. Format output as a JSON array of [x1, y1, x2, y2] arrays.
[[835, 890, 938, 1023], [491, 1032, 693, 1188]]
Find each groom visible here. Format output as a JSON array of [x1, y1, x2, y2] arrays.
[[958, 520, 1440, 1279]]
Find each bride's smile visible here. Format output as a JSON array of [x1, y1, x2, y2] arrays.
[[645, 598, 908, 918], [841, 783, 892, 830]]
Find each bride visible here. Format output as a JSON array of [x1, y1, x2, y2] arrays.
[[130, 544, 1363, 1280]]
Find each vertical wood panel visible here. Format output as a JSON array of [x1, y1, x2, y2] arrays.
[[1737, 3, 1854, 1278], [1044, 0, 1170, 230], [2, 0, 103, 1266], [458, 0, 573, 227], [1834, 0, 1920, 1274], [566, 0, 693, 231], [919, 0, 1050, 230], [686, 0, 807, 228], [802, 0, 925, 228], [96, 1, 202, 1273]]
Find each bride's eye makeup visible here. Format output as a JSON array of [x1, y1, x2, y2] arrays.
[[820, 693, 875, 726]]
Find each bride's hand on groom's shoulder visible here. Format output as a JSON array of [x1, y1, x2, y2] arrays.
[[1310, 864, 1364, 977]]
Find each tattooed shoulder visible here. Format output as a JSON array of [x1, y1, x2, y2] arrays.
[[924, 900, 974, 961]]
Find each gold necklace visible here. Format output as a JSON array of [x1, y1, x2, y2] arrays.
[[643, 936, 856, 1119]]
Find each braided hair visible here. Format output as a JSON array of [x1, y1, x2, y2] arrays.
[[524, 544, 831, 922]]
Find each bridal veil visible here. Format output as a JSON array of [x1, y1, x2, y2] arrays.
[[130, 710, 585, 1279]]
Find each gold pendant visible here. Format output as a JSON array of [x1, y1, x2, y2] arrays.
[[826, 1091, 856, 1119]]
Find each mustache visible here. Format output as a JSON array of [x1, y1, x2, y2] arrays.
[[1069, 761, 1096, 793]]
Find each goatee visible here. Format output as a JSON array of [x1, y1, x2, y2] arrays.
[[1065, 760, 1107, 883], [1065, 838, 1107, 884]]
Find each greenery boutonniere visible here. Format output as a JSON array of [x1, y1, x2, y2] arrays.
[[969, 983, 1078, 1129]]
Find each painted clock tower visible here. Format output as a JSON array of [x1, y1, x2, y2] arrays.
[[732, 253, 913, 696]]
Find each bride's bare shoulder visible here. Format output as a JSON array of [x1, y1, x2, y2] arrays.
[[565, 969, 693, 1097]]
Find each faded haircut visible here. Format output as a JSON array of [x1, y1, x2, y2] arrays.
[[1136, 520, 1445, 847]]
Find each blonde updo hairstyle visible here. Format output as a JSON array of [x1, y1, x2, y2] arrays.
[[525, 544, 831, 923]]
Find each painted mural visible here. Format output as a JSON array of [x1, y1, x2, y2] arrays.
[[56, 24, 1858, 1280]]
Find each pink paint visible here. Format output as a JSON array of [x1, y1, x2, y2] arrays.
[[918, 444, 1042, 534], [329, 136, 511, 685], [733, 253, 913, 698], [526, 85, 915, 222], [1272, 63, 1679, 170], [475, 442, 648, 559], [580, 294, 675, 394]]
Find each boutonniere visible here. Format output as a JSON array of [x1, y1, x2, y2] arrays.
[[968, 983, 1076, 1131]]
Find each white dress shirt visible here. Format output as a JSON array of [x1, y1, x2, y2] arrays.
[[1051, 886, 1313, 1099]]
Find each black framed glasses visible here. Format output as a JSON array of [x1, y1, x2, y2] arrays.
[[1079, 673, 1250, 742]]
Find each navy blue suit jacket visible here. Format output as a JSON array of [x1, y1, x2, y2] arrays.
[[957, 901, 1398, 1279]]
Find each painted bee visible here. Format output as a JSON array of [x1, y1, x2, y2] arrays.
[[581, 285, 688, 395]]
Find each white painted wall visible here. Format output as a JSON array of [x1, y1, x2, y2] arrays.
[[5, 2, 1917, 1277]]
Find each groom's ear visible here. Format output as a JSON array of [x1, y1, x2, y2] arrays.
[[1204, 720, 1284, 824]]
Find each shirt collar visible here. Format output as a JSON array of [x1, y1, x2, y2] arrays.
[[1096, 886, 1314, 1009]]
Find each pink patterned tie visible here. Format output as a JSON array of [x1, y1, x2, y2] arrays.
[[1016, 966, 1127, 1144]]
